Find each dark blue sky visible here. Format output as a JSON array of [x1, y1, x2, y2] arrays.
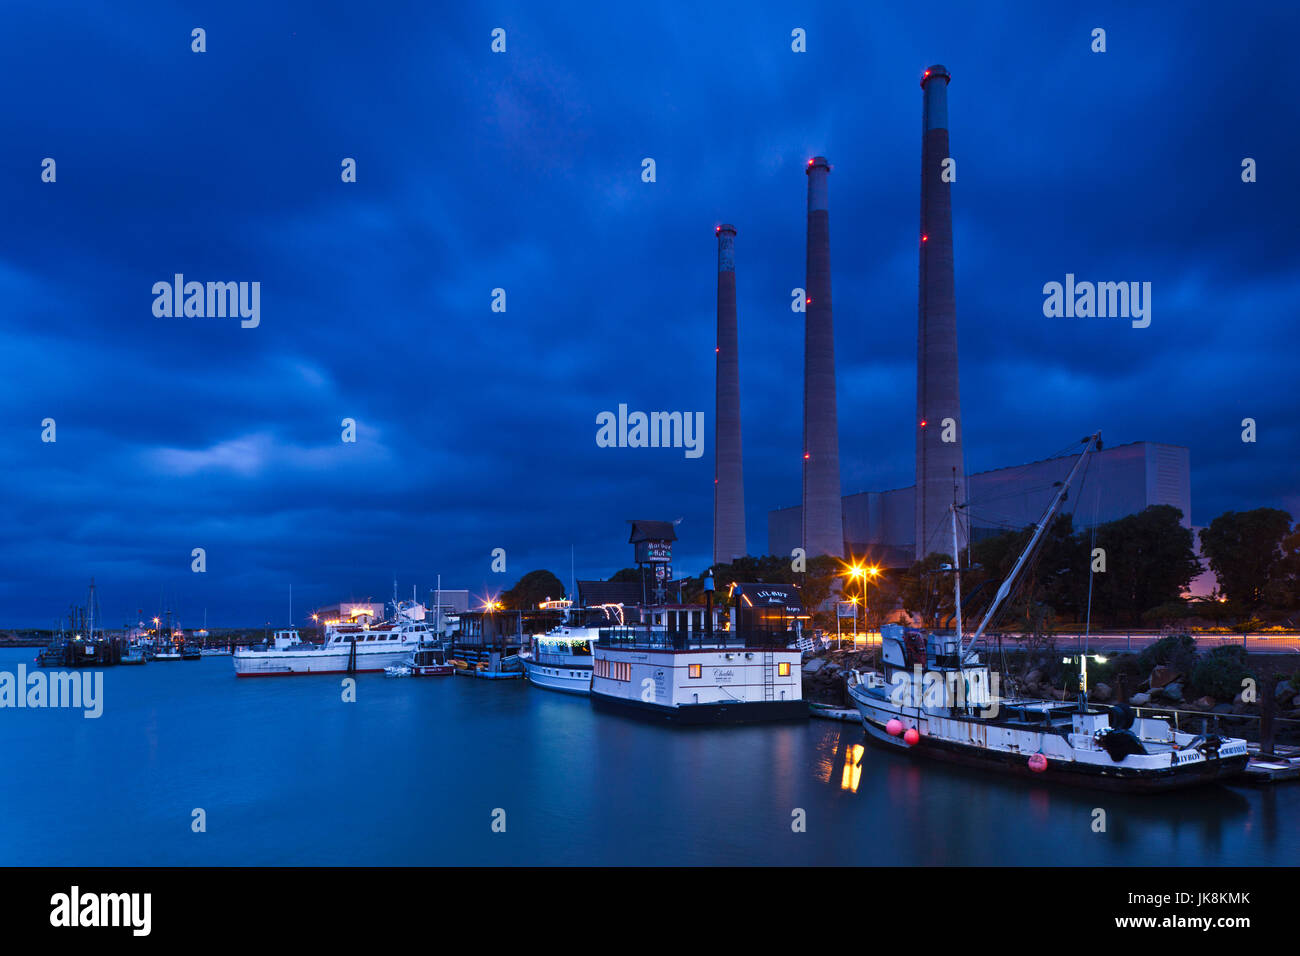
[[2, 1, 1296, 627]]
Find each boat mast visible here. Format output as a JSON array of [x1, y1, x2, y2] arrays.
[[962, 432, 1101, 656], [950, 475, 963, 645]]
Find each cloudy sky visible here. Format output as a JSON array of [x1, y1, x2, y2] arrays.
[[1, 1, 1295, 626]]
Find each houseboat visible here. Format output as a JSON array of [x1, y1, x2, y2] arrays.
[[589, 581, 807, 724]]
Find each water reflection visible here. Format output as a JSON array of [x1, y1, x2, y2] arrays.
[[817, 723, 1261, 864]]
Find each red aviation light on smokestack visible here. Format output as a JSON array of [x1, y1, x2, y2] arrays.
[[922, 235, 928, 242]]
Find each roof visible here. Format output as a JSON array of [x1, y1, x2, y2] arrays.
[[627, 519, 678, 543]]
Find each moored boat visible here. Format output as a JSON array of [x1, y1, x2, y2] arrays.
[[589, 580, 807, 724], [846, 433, 1249, 792], [408, 645, 454, 676], [520, 604, 623, 695], [232, 618, 434, 677]]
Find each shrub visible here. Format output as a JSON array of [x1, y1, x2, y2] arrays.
[[1137, 633, 1196, 676], [1189, 646, 1253, 701]]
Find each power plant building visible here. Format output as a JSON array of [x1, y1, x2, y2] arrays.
[[768, 441, 1192, 566]]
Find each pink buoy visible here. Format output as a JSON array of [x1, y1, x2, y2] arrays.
[[903, 727, 920, 746], [1028, 753, 1048, 773], [886, 719, 904, 737]]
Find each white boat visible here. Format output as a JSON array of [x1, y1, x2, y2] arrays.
[[846, 433, 1250, 792], [232, 619, 434, 677], [520, 605, 622, 695], [589, 591, 806, 724]]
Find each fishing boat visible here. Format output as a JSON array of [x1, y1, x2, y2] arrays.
[[407, 645, 454, 676], [846, 433, 1250, 792], [120, 645, 148, 665], [153, 640, 182, 661]]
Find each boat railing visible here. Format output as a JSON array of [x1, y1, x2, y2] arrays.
[[597, 627, 795, 651]]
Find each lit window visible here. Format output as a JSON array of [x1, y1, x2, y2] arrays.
[[689, 664, 702, 679], [778, 662, 791, 677]]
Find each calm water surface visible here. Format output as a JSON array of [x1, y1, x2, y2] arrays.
[[2, 648, 1295, 865]]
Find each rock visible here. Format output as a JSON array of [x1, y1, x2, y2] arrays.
[[1233, 692, 1245, 706], [1130, 692, 1151, 706], [1093, 682, 1112, 702], [1161, 682, 1184, 702], [804, 658, 826, 674], [1025, 669, 1043, 686], [1192, 696, 1216, 710], [1150, 665, 1181, 690], [1212, 703, 1235, 714], [1276, 680, 1296, 704]]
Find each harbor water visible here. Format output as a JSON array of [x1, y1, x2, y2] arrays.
[[2, 647, 1296, 866]]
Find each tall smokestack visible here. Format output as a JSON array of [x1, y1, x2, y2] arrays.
[[802, 157, 844, 559], [713, 224, 746, 566], [916, 65, 966, 561]]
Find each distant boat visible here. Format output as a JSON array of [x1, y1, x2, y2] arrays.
[[408, 645, 454, 676], [120, 646, 148, 665], [153, 641, 182, 661]]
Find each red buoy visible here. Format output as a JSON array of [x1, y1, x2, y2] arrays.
[[1028, 753, 1048, 773], [903, 727, 920, 746], [886, 719, 904, 737]]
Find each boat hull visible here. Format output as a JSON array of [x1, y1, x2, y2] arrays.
[[233, 646, 414, 677], [851, 689, 1248, 792], [592, 693, 808, 725], [522, 660, 591, 695]]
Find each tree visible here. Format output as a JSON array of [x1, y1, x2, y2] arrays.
[[1199, 508, 1294, 609], [501, 569, 565, 610], [898, 553, 954, 629], [1093, 506, 1200, 626]]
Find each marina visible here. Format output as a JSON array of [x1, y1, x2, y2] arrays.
[[4, 643, 1296, 867]]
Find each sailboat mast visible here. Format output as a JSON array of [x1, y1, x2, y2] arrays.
[[950, 502, 963, 643], [964, 432, 1101, 654]]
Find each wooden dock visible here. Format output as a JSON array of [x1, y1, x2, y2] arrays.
[[1241, 744, 1300, 784]]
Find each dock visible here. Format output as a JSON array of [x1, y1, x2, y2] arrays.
[[1241, 744, 1300, 784], [809, 703, 860, 723]]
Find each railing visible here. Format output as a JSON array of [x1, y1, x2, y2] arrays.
[[597, 627, 795, 651]]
